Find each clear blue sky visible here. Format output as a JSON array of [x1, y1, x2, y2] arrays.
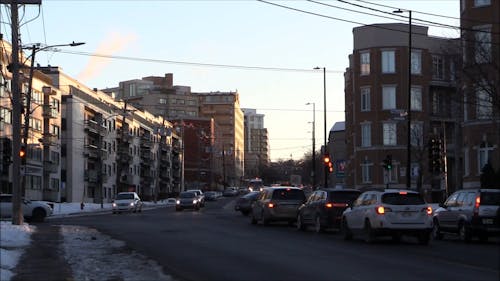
[[1, 0, 460, 161]]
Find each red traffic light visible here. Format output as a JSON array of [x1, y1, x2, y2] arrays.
[[323, 155, 330, 164], [19, 147, 26, 158]]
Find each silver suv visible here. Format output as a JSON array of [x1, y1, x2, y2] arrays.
[[250, 187, 306, 225], [432, 189, 500, 242]]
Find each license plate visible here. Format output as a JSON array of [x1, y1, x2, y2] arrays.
[[482, 218, 494, 225], [401, 212, 413, 217]]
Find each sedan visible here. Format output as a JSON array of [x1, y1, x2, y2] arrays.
[[234, 191, 260, 216], [176, 191, 201, 211], [112, 192, 143, 214]]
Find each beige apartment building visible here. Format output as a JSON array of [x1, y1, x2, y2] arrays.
[[242, 108, 270, 179]]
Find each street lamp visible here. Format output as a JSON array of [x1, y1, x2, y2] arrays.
[[393, 9, 412, 189], [314, 66, 327, 189], [306, 102, 316, 189]]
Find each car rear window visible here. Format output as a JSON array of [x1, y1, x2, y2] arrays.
[[272, 189, 305, 201], [116, 193, 134, 200], [382, 193, 425, 205], [481, 192, 500, 205], [329, 191, 361, 203]]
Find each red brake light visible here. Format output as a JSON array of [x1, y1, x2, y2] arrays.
[[268, 203, 274, 208], [475, 196, 480, 209], [325, 203, 333, 208], [425, 206, 432, 215], [399, 191, 408, 195]]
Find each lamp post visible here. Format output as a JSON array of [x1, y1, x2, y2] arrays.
[[393, 9, 412, 189], [306, 102, 316, 189], [314, 67, 327, 189], [20, 42, 85, 197]]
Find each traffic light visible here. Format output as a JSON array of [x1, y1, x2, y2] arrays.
[[383, 155, 392, 170], [323, 154, 330, 165], [19, 146, 26, 164]]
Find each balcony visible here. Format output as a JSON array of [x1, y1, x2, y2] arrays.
[[84, 145, 99, 159], [119, 173, 133, 185], [116, 128, 132, 142], [116, 153, 131, 163], [39, 134, 58, 146], [43, 161, 59, 173], [84, 170, 98, 183], [42, 105, 57, 119], [84, 119, 100, 135]]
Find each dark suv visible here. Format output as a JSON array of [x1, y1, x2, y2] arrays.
[[250, 187, 306, 225], [297, 188, 361, 232], [432, 189, 500, 242]]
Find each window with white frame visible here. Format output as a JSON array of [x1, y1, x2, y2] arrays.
[[0, 107, 11, 124], [474, 0, 490, 7], [381, 50, 395, 73], [411, 50, 422, 74], [382, 85, 396, 110], [476, 85, 492, 119], [474, 26, 491, 63], [159, 98, 167, 104], [411, 86, 422, 111], [361, 123, 371, 147], [361, 161, 372, 183], [432, 55, 444, 80], [360, 52, 370, 75], [383, 123, 397, 145], [361, 87, 370, 111], [410, 122, 423, 147], [478, 144, 494, 173]]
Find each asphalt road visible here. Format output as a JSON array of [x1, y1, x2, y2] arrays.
[[51, 196, 500, 281]]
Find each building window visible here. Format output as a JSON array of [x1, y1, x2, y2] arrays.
[[159, 98, 167, 104], [361, 87, 370, 112], [411, 50, 422, 75], [360, 52, 370, 75], [432, 55, 444, 80], [450, 60, 456, 81], [361, 123, 371, 147], [29, 117, 42, 131], [0, 107, 12, 124], [474, 26, 491, 63], [384, 166, 397, 184], [51, 125, 60, 138], [474, 0, 490, 7], [476, 84, 492, 119], [383, 123, 397, 146], [464, 147, 469, 176], [361, 161, 372, 183], [478, 144, 494, 174], [50, 178, 60, 191], [410, 122, 423, 147], [381, 50, 395, 73], [382, 85, 396, 110], [411, 86, 422, 111]]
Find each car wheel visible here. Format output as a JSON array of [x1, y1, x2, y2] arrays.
[[341, 219, 353, 241], [432, 220, 443, 240], [418, 232, 430, 245], [364, 219, 375, 243], [250, 212, 257, 225], [32, 208, 46, 222], [314, 215, 323, 233], [459, 222, 472, 243], [297, 214, 306, 231]]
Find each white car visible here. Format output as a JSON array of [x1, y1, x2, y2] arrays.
[[341, 189, 433, 244], [0, 194, 53, 222], [186, 189, 205, 207], [112, 192, 143, 213]]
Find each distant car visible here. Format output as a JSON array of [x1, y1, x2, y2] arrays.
[[165, 198, 177, 206], [432, 189, 500, 242], [112, 192, 143, 214], [0, 194, 53, 222], [204, 191, 218, 201], [341, 189, 433, 244], [235, 191, 261, 216], [186, 189, 205, 207], [223, 187, 239, 197], [250, 186, 306, 225], [176, 191, 201, 211], [297, 188, 361, 233]]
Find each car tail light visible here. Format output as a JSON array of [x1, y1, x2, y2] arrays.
[[325, 203, 333, 208], [474, 196, 480, 216], [399, 191, 408, 195], [326, 203, 348, 208], [268, 202, 274, 208], [422, 206, 432, 215], [376, 206, 386, 214]]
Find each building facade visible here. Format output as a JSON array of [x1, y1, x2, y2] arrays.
[[242, 108, 269, 179]]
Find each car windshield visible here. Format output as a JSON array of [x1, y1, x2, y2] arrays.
[[116, 193, 134, 200], [272, 189, 305, 201], [329, 191, 361, 203], [481, 192, 500, 205], [381, 193, 425, 205], [180, 192, 195, 198], [243, 192, 260, 199]]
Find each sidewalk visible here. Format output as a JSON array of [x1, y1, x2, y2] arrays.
[[12, 223, 73, 281]]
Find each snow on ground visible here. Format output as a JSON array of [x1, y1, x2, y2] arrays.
[[0, 200, 175, 281]]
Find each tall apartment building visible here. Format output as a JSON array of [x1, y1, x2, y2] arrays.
[[197, 91, 245, 187], [242, 108, 269, 179], [460, 0, 499, 188], [345, 23, 459, 197]]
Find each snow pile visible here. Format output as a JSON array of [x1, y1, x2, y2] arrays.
[[0, 222, 36, 281]]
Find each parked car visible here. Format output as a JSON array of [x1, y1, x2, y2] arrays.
[[297, 188, 361, 233], [235, 191, 261, 216], [223, 187, 239, 197], [176, 191, 201, 211], [0, 194, 53, 222], [432, 188, 500, 242], [112, 192, 143, 214], [186, 189, 205, 207], [250, 186, 306, 225], [204, 191, 219, 201], [341, 189, 433, 244], [165, 198, 177, 206]]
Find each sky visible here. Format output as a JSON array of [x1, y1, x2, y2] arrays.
[[0, 201, 175, 281], [0, 0, 461, 161]]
